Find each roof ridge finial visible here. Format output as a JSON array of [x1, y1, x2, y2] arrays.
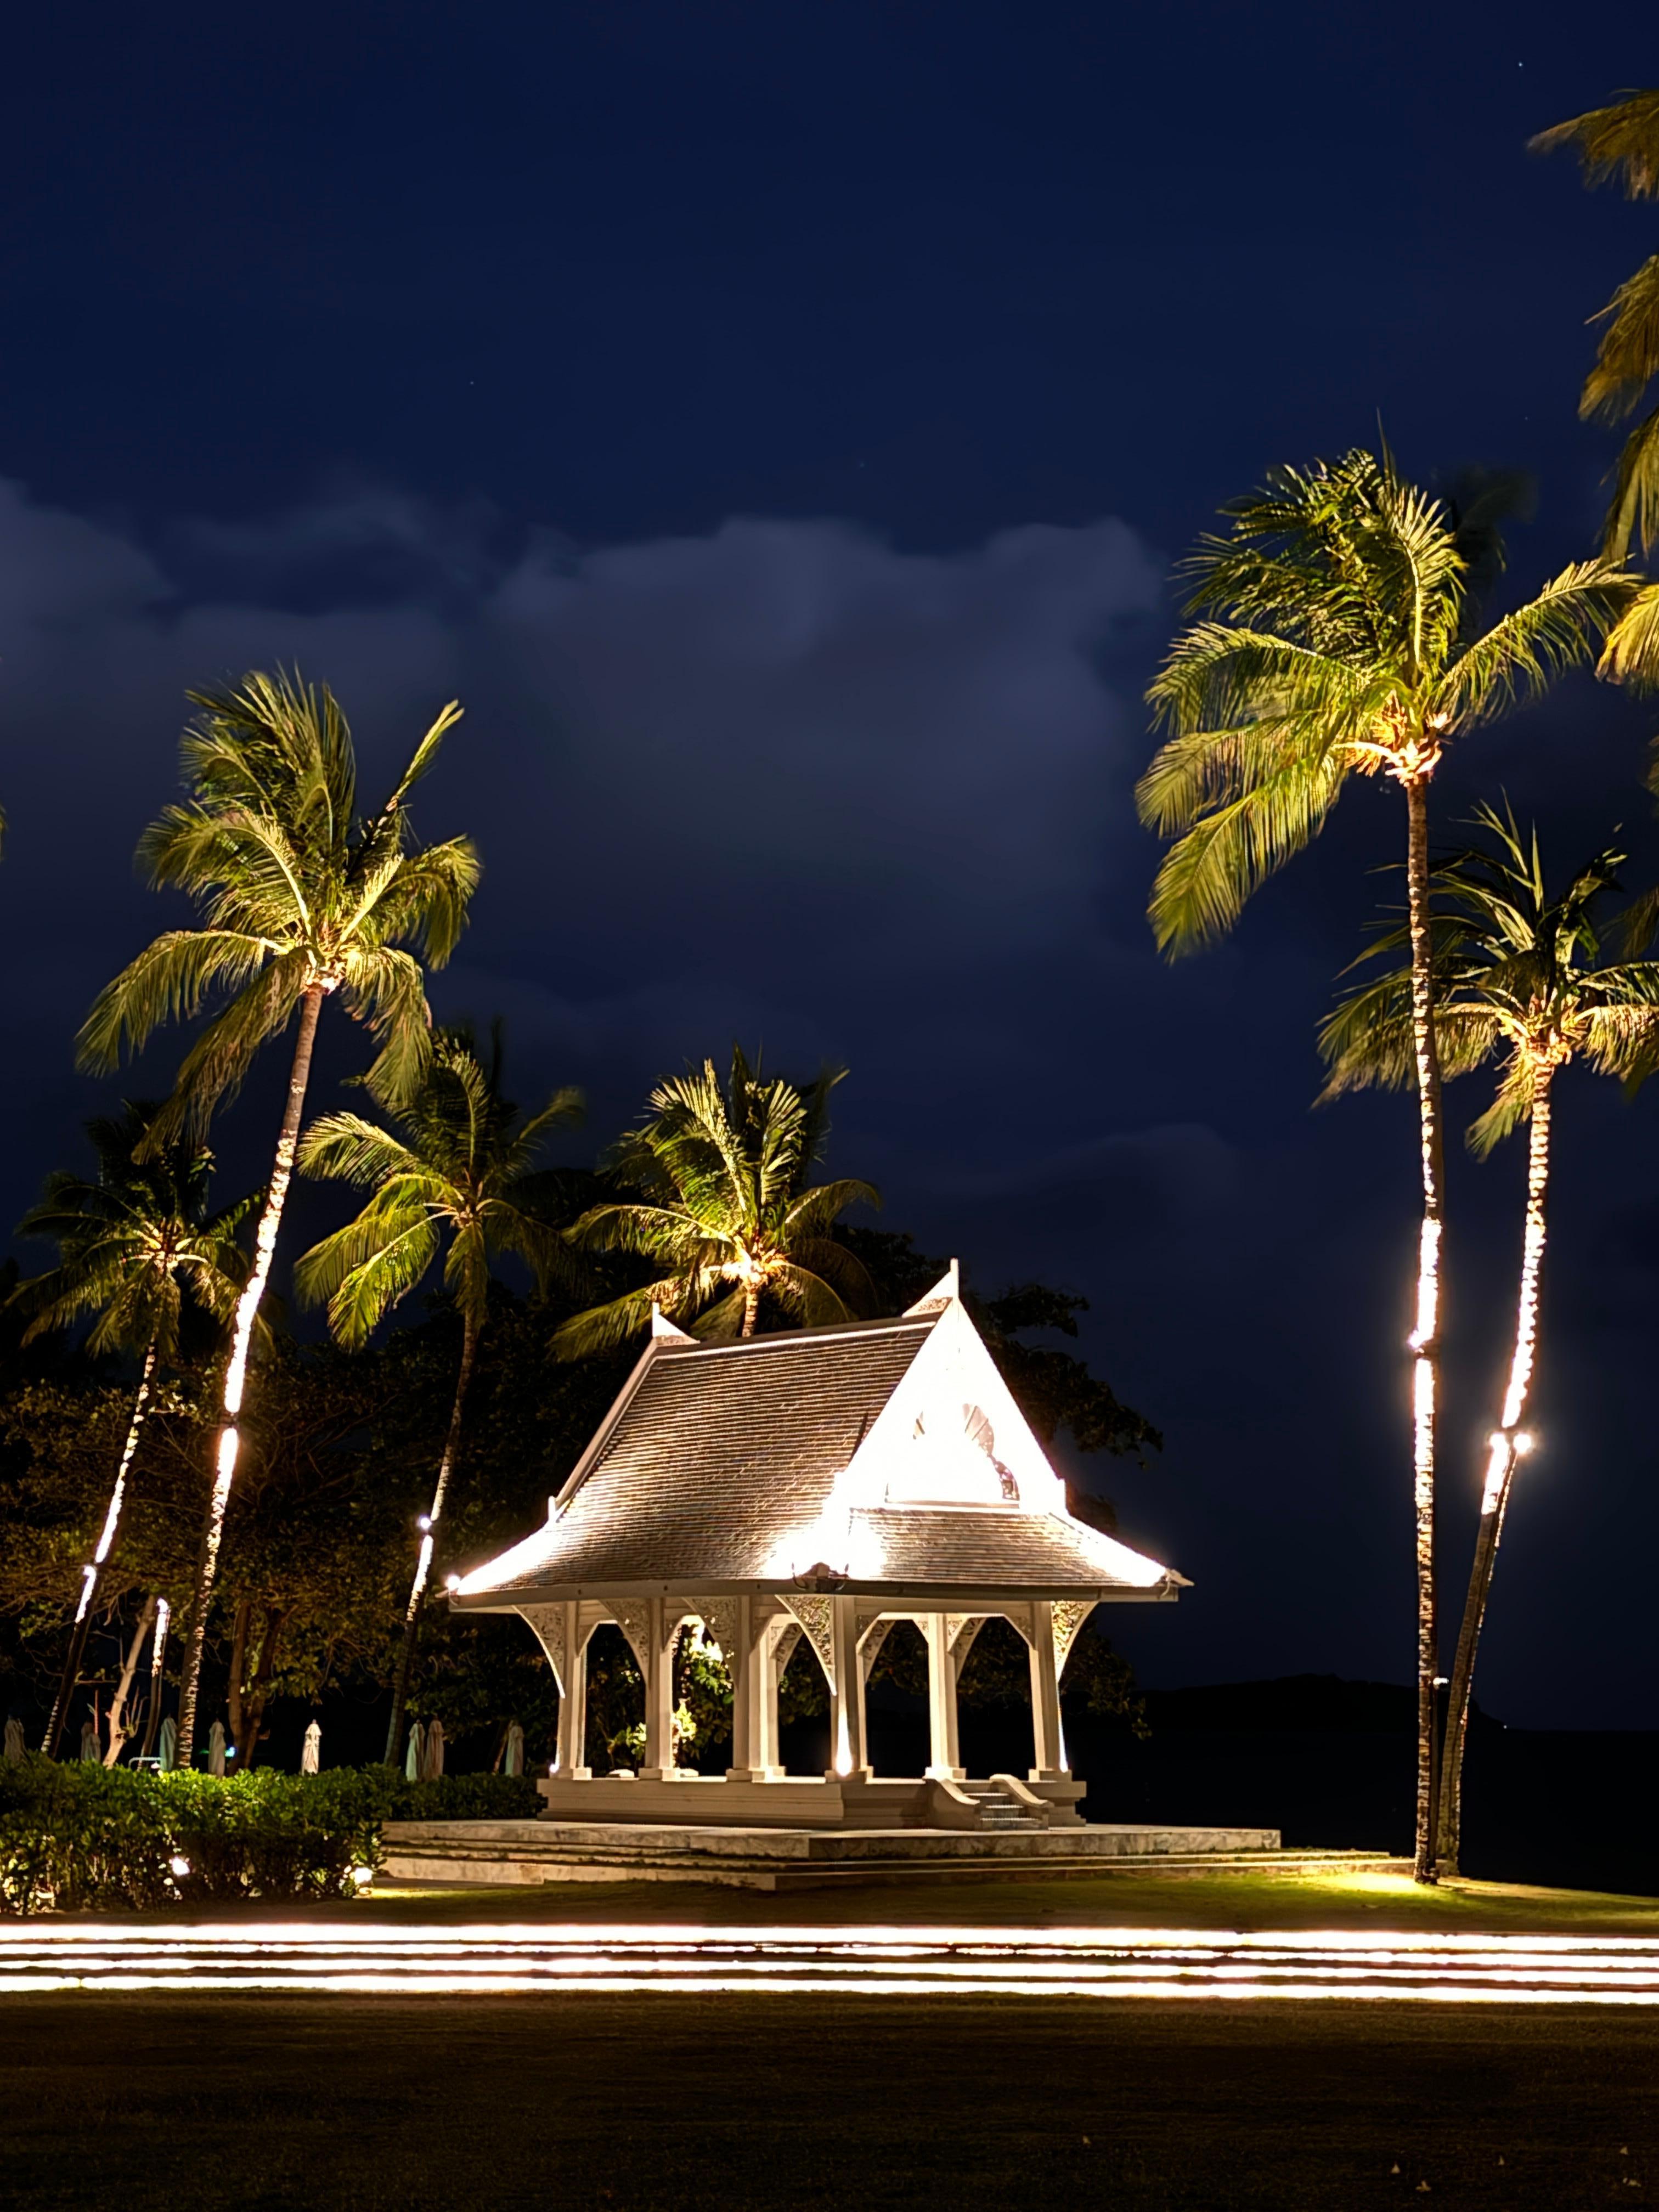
[[903, 1258, 960, 1317]]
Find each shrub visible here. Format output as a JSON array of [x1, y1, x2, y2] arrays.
[[0, 1760, 541, 1916]]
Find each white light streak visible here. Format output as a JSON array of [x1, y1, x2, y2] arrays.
[[4, 1922, 1659, 2005]]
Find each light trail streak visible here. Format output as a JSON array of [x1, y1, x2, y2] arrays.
[[4, 1924, 1659, 2004]]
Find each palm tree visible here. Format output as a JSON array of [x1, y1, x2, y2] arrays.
[[296, 1029, 583, 1762], [1137, 448, 1632, 1879], [11, 1105, 253, 1757], [552, 1048, 880, 1356], [1319, 805, 1659, 1872], [1533, 92, 1659, 559], [77, 672, 479, 1768]]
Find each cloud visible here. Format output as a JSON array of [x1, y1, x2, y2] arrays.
[[0, 473, 1166, 1198], [478, 510, 1161, 967]]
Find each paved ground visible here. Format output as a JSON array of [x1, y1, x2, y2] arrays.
[[3, 1989, 1657, 2210], [9, 1875, 1659, 2209]]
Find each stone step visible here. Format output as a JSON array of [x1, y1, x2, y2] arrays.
[[380, 1845, 1407, 1894]]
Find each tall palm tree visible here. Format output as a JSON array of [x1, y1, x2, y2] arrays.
[[1533, 92, 1659, 559], [552, 1048, 880, 1356], [1319, 805, 1659, 1872], [77, 672, 479, 1768], [296, 1029, 583, 1762], [10, 1105, 253, 1756], [1137, 448, 1632, 1879]]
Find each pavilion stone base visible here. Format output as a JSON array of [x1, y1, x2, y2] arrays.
[[534, 1773, 1086, 1830], [378, 1816, 1334, 1892]]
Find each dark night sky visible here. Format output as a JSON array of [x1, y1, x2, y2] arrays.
[[1, 1, 1655, 1723]]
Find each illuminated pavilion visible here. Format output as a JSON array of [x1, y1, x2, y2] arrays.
[[450, 1265, 1189, 1835]]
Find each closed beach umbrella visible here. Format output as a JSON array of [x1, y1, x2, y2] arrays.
[[505, 1720, 524, 1778], [207, 1719, 227, 1778], [301, 1719, 321, 1775], [79, 1719, 99, 1762], [4, 1718, 24, 1765], [404, 1720, 424, 1782], [158, 1716, 177, 1771], [423, 1718, 445, 1780]]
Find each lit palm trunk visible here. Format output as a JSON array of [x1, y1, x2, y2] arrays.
[[1138, 454, 1630, 1886], [103, 1594, 159, 1767], [1319, 804, 1659, 1880], [174, 983, 325, 1768], [1437, 1073, 1552, 1873], [384, 1313, 480, 1764], [76, 675, 478, 1776], [297, 1029, 584, 1769], [1403, 771, 1447, 1884], [41, 1340, 158, 1758]]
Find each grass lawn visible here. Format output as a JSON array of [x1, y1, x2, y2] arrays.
[[10, 1873, 1659, 2209], [229, 1863, 1659, 1936]]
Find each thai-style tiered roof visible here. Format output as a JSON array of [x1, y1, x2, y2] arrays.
[[452, 1270, 1185, 1609]]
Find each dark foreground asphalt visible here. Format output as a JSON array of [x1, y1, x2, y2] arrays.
[[2, 1994, 1656, 2211]]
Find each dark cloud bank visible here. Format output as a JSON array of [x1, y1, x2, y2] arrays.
[[4, 473, 1657, 1725]]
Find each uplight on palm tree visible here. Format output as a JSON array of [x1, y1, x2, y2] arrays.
[[296, 1029, 583, 1762], [78, 672, 479, 1768], [1320, 805, 1659, 1872], [12, 1105, 253, 1757], [553, 1048, 879, 1356], [1137, 448, 1632, 1878]]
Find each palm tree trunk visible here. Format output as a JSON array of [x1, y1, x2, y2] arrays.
[[383, 1312, 481, 1764], [1404, 772, 1447, 1884], [227, 1599, 253, 1756], [104, 1594, 159, 1767], [237, 1605, 288, 1771], [175, 981, 326, 1770], [138, 1598, 171, 1759], [42, 1338, 159, 1757], [741, 1285, 760, 1338], [1436, 1073, 1553, 1875]]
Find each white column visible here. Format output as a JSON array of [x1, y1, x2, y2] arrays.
[[554, 1601, 591, 1778], [754, 1616, 790, 1778], [725, 1597, 763, 1780], [1028, 1598, 1067, 1781], [826, 1595, 871, 1781], [640, 1597, 677, 1778], [923, 1613, 963, 1780]]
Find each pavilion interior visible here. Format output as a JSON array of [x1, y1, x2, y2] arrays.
[[517, 1589, 1109, 1830]]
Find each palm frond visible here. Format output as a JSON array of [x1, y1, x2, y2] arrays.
[[1147, 746, 1347, 955], [1600, 579, 1659, 695], [1599, 404, 1659, 563], [1531, 91, 1659, 199], [1465, 1057, 1537, 1158], [76, 930, 278, 1075], [297, 1112, 424, 1187], [1432, 562, 1634, 727], [782, 1179, 882, 1233], [1581, 253, 1659, 424], [550, 1280, 696, 1359]]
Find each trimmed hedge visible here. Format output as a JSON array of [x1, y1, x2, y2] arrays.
[[0, 1760, 541, 1915]]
